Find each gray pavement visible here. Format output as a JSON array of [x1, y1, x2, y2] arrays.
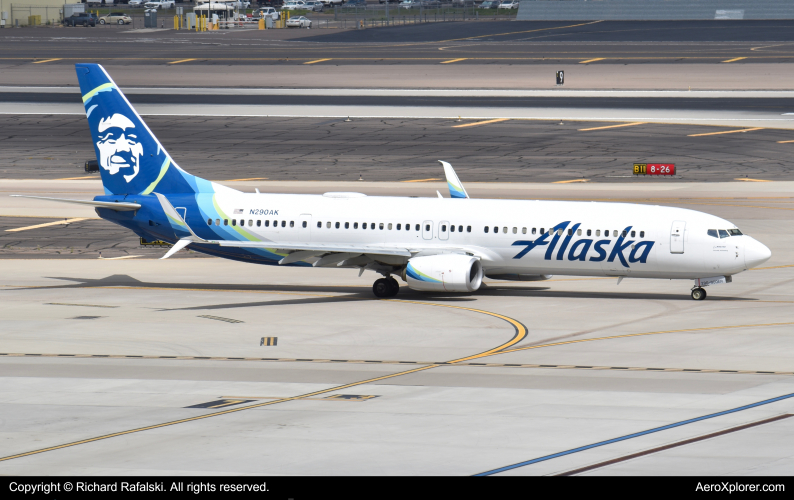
[[0, 190, 792, 475], [1, 116, 792, 185]]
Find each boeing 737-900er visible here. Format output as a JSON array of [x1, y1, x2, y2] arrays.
[[13, 64, 772, 300]]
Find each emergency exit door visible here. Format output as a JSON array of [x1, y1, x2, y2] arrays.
[[670, 220, 686, 254]]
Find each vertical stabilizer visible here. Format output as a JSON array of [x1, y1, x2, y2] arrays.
[[75, 63, 217, 196], [439, 161, 469, 199]]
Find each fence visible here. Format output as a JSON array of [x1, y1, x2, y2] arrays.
[[516, 0, 794, 21]]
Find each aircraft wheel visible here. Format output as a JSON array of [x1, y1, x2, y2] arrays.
[[386, 276, 400, 297], [691, 287, 707, 301], [372, 278, 392, 298]]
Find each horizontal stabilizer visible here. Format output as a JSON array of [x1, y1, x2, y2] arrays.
[[161, 238, 192, 260], [10, 195, 141, 211]]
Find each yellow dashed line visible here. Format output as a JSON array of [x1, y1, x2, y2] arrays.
[[579, 57, 605, 64], [32, 58, 61, 64], [778, 140, 794, 144], [440, 58, 468, 64], [735, 178, 771, 182], [304, 58, 332, 65], [722, 57, 747, 63], [689, 127, 763, 137], [552, 179, 590, 184], [5, 218, 89, 233], [452, 118, 509, 128], [167, 59, 197, 65], [401, 178, 441, 183], [579, 122, 644, 131], [222, 177, 268, 181]]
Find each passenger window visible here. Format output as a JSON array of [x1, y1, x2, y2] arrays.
[[303, 221, 307, 228], [484, 226, 489, 233], [207, 218, 212, 225], [425, 224, 430, 231], [232, 219, 237, 226], [567, 229, 572, 236], [596, 230, 600, 237], [290, 221, 294, 228], [540, 228, 545, 234], [467, 226, 471, 233], [613, 230, 618, 237], [249, 220, 253, 227], [577, 229, 582, 236], [265, 220, 270, 227], [557, 229, 563, 236], [640, 231, 645, 238], [354, 222, 359, 229], [345, 222, 349, 229], [719, 229, 729, 238], [621, 230, 627, 238], [257, 220, 261, 227], [335, 222, 340, 229], [317, 221, 321, 228], [630, 230, 635, 237], [372, 223, 376, 230], [587, 229, 591, 236], [493, 226, 498, 234], [396, 223, 401, 230], [441, 225, 447, 232], [380, 223, 384, 230], [362, 223, 367, 229], [532, 228, 537, 235], [388, 223, 392, 230], [522, 227, 527, 234], [215, 219, 220, 226], [415, 224, 420, 231], [326, 221, 331, 228], [512, 227, 517, 234], [224, 219, 229, 226], [282, 221, 286, 228], [450, 225, 455, 232], [459, 225, 463, 232], [503, 227, 507, 234]]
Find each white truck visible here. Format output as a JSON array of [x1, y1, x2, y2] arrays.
[[144, 1, 176, 9]]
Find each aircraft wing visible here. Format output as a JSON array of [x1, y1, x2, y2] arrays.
[[439, 161, 470, 199], [214, 240, 412, 257]]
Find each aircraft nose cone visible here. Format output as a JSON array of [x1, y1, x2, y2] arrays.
[[745, 237, 772, 269]]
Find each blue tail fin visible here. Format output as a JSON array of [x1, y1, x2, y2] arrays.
[[76, 63, 215, 196]]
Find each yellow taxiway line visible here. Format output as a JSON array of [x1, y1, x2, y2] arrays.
[[304, 58, 332, 65], [401, 178, 441, 183], [689, 127, 763, 137], [579, 57, 605, 64], [578, 122, 644, 131], [552, 179, 590, 184], [5, 218, 89, 232], [734, 178, 771, 182], [453, 118, 509, 128], [167, 58, 197, 65], [722, 57, 747, 63], [32, 58, 62, 64], [440, 58, 468, 64]]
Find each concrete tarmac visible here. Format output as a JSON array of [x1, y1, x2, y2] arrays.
[[0, 182, 793, 474]]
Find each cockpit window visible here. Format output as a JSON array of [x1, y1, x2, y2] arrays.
[[707, 229, 718, 238], [728, 229, 743, 236], [718, 229, 729, 239]]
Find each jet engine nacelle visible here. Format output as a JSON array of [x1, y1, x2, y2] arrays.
[[403, 254, 483, 292]]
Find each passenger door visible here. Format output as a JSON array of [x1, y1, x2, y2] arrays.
[[297, 214, 312, 242], [422, 220, 434, 240], [438, 220, 450, 241], [670, 220, 686, 254]]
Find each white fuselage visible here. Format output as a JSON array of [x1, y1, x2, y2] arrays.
[[208, 192, 771, 280]]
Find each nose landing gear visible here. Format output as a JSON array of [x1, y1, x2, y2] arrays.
[[373, 276, 400, 298], [691, 287, 707, 301]]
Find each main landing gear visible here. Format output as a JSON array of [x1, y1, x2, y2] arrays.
[[691, 287, 707, 301], [373, 276, 400, 298]]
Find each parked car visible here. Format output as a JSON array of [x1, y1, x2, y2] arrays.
[[304, 0, 324, 11], [254, 6, 280, 19], [281, 0, 308, 10], [319, 0, 344, 5], [128, 0, 145, 6], [347, 0, 367, 5], [498, 0, 519, 8], [399, 0, 418, 8], [285, 15, 311, 27], [479, 0, 498, 8], [144, 1, 175, 10], [99, 12, 132, 24], [64, 12, 97, 26]]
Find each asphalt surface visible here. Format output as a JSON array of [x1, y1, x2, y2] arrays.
[[3, 92, 794, 112], [2, 21, 794, 66], [1, 115, 792, 184]]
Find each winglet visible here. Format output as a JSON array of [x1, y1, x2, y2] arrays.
[[152, 192, 210, 243], [439, 161, 469, 199]]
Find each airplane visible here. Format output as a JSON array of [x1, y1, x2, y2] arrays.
[[13, 64, 772, 300]]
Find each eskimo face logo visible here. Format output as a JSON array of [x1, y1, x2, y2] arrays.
[[96, 113, 143, 182]]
